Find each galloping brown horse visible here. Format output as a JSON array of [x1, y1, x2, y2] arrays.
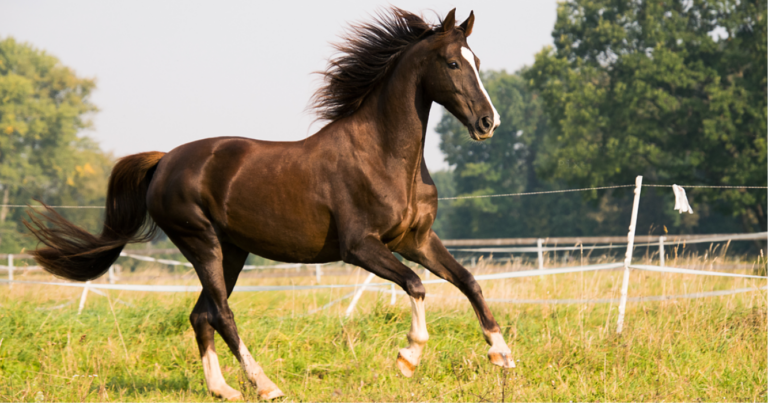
[[26, 8, 513, 400]]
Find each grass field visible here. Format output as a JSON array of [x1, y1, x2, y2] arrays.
[[1, 253, 766, 402]]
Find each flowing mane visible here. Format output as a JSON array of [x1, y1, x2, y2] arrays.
[[312, 8, 444, 122]]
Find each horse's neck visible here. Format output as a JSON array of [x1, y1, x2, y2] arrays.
[[349, 63, 431, 182]]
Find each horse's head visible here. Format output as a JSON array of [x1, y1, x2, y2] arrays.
[[422, 9, 499, 141]]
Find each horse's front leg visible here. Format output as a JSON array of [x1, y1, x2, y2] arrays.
[[399, 231, 515, 368], [397, 295, 429, 377], [342, 236, 429, 377]]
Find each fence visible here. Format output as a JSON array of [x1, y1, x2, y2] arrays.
[[447, 231, 767, 269], [2, 178, 766, 328]]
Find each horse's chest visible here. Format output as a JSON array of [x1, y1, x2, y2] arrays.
[[382, 200, 434, 250]]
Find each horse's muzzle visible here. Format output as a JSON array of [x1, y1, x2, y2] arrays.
[[469, 115, 496, 141]]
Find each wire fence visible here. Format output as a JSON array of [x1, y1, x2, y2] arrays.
[[437, 183, 766, 201], [2, 183, 766, 207]]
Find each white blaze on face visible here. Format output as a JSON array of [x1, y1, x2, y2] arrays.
[[460, 47, 500, 128]]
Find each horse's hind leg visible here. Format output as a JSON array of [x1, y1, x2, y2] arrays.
[[190, 293, 241, 400], [179, 236, 283, 400], [219, 243, 284, 400]]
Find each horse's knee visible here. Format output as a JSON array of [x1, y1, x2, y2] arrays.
[[406, 277, 426, 300], [190, 310, 210, 331], [200, 299, 235, 332], [208, 307, 234, 328]]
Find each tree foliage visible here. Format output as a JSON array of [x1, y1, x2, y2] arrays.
[[434, 70, 692, 240], [434, 0, 766, 240], [525, 0, 766, 232], [0, 38, 112, 252]]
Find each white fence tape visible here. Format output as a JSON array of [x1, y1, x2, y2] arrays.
[[367, 285, 768, 304], [449, 231, 767, 253], [630, 264, 768, 279], [0, 279, 377, 292], [0, 280, 204, 292], [669, 232, 767, 244], [0, 266, 42, 271], [424, 262, 624, 284], [2, 261, 764, 293], [118, 252, 319, 270], [486, 285, 768, 304], [451, 245, 626, 253]]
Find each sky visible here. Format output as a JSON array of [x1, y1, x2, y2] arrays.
[[0, 1, 558, 171]]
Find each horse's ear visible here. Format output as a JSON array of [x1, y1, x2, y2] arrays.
[[441, 8, 456, 32], [460, 11, 475, 37]]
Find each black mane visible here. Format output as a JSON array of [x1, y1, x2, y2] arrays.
[[312, 8, 442, 122]]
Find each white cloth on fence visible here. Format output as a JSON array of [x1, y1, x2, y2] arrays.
[[672, 184, 693, 214]]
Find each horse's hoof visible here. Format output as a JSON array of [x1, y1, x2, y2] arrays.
[[488, 350, 515, 368], [214, 386, 243, 401], [397, 355, 416, 377], [258, 387, 285, 400], [396, 350, 417, 377]]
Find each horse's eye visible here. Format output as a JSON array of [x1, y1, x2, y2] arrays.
[[448, 62, 459, 69]]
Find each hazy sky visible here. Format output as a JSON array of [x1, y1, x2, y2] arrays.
[[0, 1, 558, 171]]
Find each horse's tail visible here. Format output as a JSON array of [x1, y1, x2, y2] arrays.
[[24, 151, 166, 281]]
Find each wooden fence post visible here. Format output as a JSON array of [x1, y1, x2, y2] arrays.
[[659, 236, 665, 267], [616, 175, 643, 334]]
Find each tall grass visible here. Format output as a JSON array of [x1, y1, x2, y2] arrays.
[[0, 254, 765, 402]]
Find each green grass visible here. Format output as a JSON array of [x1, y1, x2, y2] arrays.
[[0, 260, 765, 402]]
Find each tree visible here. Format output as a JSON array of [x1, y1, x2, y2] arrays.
[[435, 63, 753, 240], [433, 70, 633, 239], [0, 37, 112, 252], [525, 0, 767, 233]]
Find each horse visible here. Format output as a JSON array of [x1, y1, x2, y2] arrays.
[[25, 7, 514, 400]]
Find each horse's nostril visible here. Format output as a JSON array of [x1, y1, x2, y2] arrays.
[[478, 116, 493, 133]]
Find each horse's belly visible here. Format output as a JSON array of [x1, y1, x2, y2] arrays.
[[222, 203, 341, 264]]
